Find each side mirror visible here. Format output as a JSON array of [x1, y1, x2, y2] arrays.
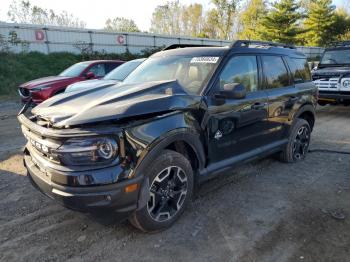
[[217, 83, 247, 99], [85, 72, 95, 79]]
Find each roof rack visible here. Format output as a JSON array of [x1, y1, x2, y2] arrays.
[[163, 44, 220, 51], [329, 41, 350, 48], [231, 40, 296, 49]]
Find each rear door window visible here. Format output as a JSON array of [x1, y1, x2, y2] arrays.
[[287, 58, 312, 83], [261, 56, 290, 89]]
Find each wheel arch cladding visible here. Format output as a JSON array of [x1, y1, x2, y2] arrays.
[[294, 104, 315, 131], [126, 113, 206, 210]]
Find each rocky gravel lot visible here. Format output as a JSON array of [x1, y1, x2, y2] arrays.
[[0, 101, 349, 262]]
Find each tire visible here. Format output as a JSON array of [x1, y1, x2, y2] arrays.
[[129, 150, 194, 232], [279, 118, 311, 163]]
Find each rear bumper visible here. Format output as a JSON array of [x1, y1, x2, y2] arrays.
[[24, 152, 143, 214]]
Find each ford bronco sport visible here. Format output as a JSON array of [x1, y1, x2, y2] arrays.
[[18, 41, 317, 232], [312, 41, 350, 105]]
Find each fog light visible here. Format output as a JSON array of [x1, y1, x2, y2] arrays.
[[125, 183, 138, 193]]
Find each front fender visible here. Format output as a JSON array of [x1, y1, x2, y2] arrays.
[[123, 111, 206, 210], [124, 111, 206, 173]]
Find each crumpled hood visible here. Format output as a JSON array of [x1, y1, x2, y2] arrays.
[[20, 76, 73, 89], [32, 80, 201, 128], [313, 66, 350, 76], [65, 79, 120, 93]]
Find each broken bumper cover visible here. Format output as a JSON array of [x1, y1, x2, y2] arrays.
[[24, 152, 143, 214]]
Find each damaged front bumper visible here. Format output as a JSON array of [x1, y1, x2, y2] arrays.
[[18, 114, 144, 215]]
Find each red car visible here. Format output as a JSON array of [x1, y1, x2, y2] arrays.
[[18, 60, 124, 104]]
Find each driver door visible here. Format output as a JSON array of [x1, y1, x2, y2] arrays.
[[204, 55, 270, 164]]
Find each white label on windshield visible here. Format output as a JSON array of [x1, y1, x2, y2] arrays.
[[190, 57, 219, 64]]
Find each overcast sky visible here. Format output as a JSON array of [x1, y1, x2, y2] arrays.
[[0, 0, 347, 31]]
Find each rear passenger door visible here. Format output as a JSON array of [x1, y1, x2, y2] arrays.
[[260, 55, 299, 142]]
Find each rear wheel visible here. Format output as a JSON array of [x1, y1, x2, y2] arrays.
[[129, 150, 193, 232], [279, 118, 311, 163]]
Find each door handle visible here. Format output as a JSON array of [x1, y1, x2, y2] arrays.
[[251, 102, 267, 110]]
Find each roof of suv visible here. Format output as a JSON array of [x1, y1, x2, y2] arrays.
[[153, 41, 305, 59], [325, 41, 350, 51]]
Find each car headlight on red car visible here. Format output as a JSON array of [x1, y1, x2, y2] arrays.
[[30, 84, 51, 92], [55, 137, 119, 166]]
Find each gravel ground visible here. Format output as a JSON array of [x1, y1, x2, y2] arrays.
[[0, 102, 349, 262]]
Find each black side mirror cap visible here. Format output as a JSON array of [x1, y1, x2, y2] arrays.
[[216, 83, 247, 99]]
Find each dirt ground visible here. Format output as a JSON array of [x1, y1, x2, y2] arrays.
[[0, 101, 350, 262]]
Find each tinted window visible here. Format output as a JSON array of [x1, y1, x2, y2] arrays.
[[219, 56, 258, 92], [105, 63, 120, 73], [262, 56, 290, 89], [88, 64, 106, 77], [288, 58, 311, 82]]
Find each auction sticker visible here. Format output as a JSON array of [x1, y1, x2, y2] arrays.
[[190, 57, 219, 63]]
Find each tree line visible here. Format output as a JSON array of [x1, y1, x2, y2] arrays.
[[3, 0, 350, 47]]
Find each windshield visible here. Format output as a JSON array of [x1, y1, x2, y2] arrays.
[[123, 55, 220, 94], [320, 49, 350, 65], [59, 62, 90, 77], [104, 60, 143, 81]]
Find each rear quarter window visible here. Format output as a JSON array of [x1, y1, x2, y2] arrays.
[[287, 58, 312, 83]]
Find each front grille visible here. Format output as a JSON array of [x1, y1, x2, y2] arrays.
[[19, 87, 30, 98], [313, 78, 339, 90], [21, 124, 61, 164]]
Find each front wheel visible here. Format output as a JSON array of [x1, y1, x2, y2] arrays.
[[129, 150, 194, 232], [279, 118, 311, 163]]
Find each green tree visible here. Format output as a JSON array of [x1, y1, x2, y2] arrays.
[[182, 3, 204, 37], [201, 9, 220, 38], [104, 17, 140, 32], [237, 0, 267, 40], [259, 0, 302, 44], [150, 1, 182, 35], [333, 7, 350, 41], [7, 0, 86, 28], [210, 0, 239, 39], [302, 0, 336, 46]]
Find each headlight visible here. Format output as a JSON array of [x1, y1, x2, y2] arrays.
[[55, 137, 118, 166], [30, 85, 51, 92]]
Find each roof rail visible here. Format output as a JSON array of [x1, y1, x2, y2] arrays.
[[163, 44, 220, 51], [231, 40, 296, 49], [329, 41, 350, 48]]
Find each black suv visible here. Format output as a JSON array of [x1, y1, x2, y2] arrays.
[[18, 41, 317, 232], [312, 41, 350, 105]]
